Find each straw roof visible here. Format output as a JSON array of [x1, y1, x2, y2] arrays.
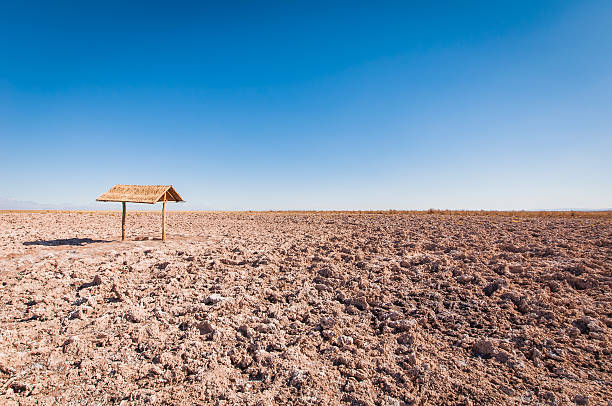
[[97, 185, 184, 204]]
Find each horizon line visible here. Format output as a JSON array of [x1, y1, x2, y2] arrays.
[[2, 209, 611, 215]]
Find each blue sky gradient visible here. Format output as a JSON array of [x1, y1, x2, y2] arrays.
[[1, 1, 611, 210]]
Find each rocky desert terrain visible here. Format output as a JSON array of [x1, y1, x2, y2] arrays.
[[0, 211, 610, 405]]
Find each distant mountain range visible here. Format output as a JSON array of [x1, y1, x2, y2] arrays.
[[542, 208, 612, 211], [0, 197, 103, 210], [0, 196, 609, 212], [0, 196, 206, 211]]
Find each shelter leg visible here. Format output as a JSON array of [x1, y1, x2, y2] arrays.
[[162, 201, 166, 241], [121, 202, 126, 241]]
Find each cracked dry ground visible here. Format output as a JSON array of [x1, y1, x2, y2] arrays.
[[0, 212, 610, 405]]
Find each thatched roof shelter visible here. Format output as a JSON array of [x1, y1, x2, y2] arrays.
[[97, 185, 183, 204], [97, 185, 184, 241]]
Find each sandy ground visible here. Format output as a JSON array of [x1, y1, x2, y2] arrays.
[[0, 211, 610, 405]]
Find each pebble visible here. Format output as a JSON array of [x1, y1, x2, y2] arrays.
[[573, 394, 589, 405], [472, 339, 495, 357], [68, 308, 84, 320], [126, 306, 146, 323], [204, 293, 226, 305], [337, 335, 354, 348], [498, 384, 515, 396], [348, 296, 369, 310], [198, 321, 215, 335], [238, 325, 254, 338], [319, 317, 336, 330]]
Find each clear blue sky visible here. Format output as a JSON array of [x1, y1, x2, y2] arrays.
[[1, 1, 611, 210]]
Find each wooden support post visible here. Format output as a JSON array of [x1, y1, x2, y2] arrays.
[[162, 196, 166, 242], [121, 202, 126, 241]]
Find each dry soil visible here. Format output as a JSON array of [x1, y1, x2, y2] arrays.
[[0, 212, 610, 405]]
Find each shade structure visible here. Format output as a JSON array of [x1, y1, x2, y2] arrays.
[[97, 185, 184, 204], [97, 185, 184, 241]]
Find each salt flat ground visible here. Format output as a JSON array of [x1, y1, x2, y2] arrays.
[[0, 212, 610, 405]]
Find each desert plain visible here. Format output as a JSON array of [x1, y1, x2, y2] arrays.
[[0, 211, 610, 405]]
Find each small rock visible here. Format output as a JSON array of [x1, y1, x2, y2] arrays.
[[353, 369, 368, 381], [337, 335, 354, 347], [493, 264, 508, 275], [63, 336, 78, 346], [155, 262, 170, 270], [0, 361, 16, 375], [238, 325, 254, 338], [548, 280, 561, 292], [397, 333, 416, 347], [528, 348, 542, 367], [569, 277, 590, 290], [586, 318, 605, 333], [387, 311, 403, 321], [68, 308, 84, 320], [348, 296, 368, 311], [289, 368, 307, 389], [126, 307, 146, 323], [256, 323, 276, 334], [573, 316, 604, 334], [198, 321, 215, 335], [204, 293, 226, 305], [572, 394, 589, 405], [483, 279, 506, 297], [472, 339, 495, 358], [148, 365, 163, 376], [567, 326, 581, 337], [77, 274, 103, 291], [265, 290, 282, 303], [72, 297, 88, 306], [547, 348, 564, 361], [230, 352, 252, 370], [318, 267, 335, 278], [493, 350, 510, 363], [319, 317, 336, 330], [383, 396, 402, 406], [92, 274, 102, 286], [10, 381, 28, 394], [456, 275, 475, 284], [508, 265, 523, 274], [343, 378, 358, 393], [333, 354, 353, 367], [110, 283, 124, 302], [498, 384, 515, 396], [322, 329, 336, 339], [315, 284, 330, 292], [390, 318, 417, 332]]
